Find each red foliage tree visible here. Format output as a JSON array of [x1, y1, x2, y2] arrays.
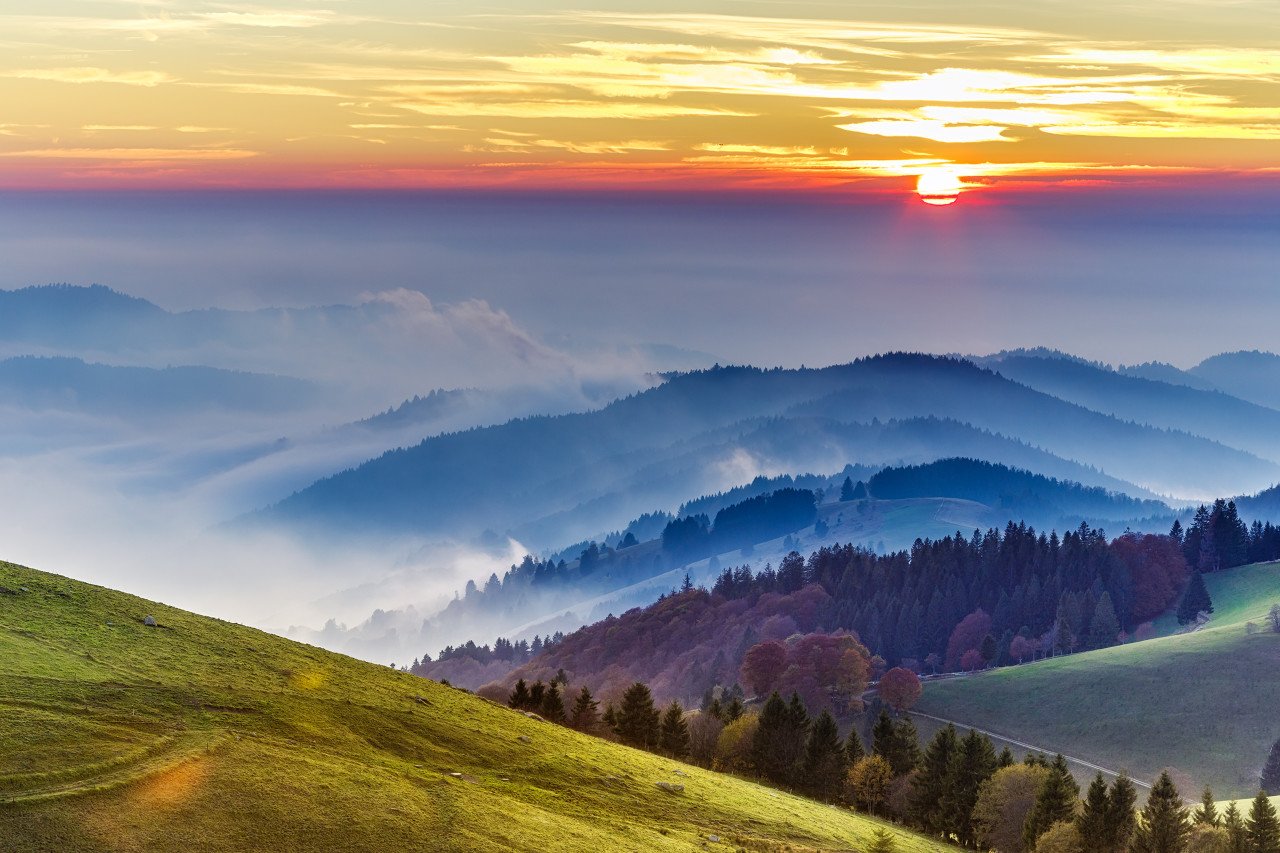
[[945, 608, 992, 671], [960, 648, 984, 672], [1009, 634, 1034, 664], [1111, 532, 1189, 623], [740, 640, 788, 697], [878, 667, 923, 713]]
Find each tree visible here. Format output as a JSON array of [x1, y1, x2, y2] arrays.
[[751, 692, 792, 784], [1223, 802, 1249, 853], [1248, 791, 1280, 853], [846, 727, 866, 765], [848, 755, 893, 814], [910, 723, 959, 835], [1025, 755, 1080, 848], [866, 827, 897, 853], [569, 686, 600, 732], [724, 696, 745, 723], [960, 648, 985, 671], [740, 641, 788, 697], [1010, 634, 1035, 664], [946, 608, 993, 671], [878, 667, 923, 713], [659, 701, 690, 758], [539, 682, 566, 723], [873, 709, 921, 776], [973, 763, 1049, 853], [713, 714, 758, 772], [1185, 823, 1230, 853], [1089, 593, 1122, 649], [687, 710, 724, 767], [529, 680, 546, 710], [1262, 738, 1280, 795], [508, 678, 531, 710], [1132, 771, 1189, 853], [602, 703, 618, 733], [615, 682, 660, 750], [1078, 773, 1111, 849], [840, 476, 856, 501], [1106, 774, 1140, 853], [802, 710, 848, 800], [1036, 821, 1084, 853], [945, 727, 999, 846], [1178, 570, 1215, 625], [1194, 786, 1220, 826]]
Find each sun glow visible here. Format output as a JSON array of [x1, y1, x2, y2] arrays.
[[916, 168, 964, 205]]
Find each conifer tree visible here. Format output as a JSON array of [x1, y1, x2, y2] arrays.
[[1078, 773, 1111, 849], [1089, 592, 1122, 649], [866, 827, 897, 853], [997, 747, 1015, 768], [1223, 802, 1249, 853], [840, 476, 856, 501], [1248, 791, 1280, 853], [1177, 570, 1215, 624], [569, 686, 600, 732], [529, 680, 547, 710], [723, 696, 745, 723], [846, 727, 866, 765], [888, 715, 923, 776], [782, 692, 812, 786], [1262, 738, 1280, 795], [945, 728, 999, 846], [751, 691, 792, 784], [1193, 786, 1219, 826], [615, 682, 660, 750], [602, 703, 618, 733], [659, 701, 690, 759], [540, 682, 566, 724], [508, 678, 531, 710], [1024, 755, 1080, 848], [802, 710, 847, 800], [872, 709, 896, 763], [1106, 774, 1140, 853], [909, 723, 959, 835], [1131, 771, 1189, 853]]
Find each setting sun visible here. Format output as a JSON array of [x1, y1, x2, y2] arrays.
[[916, 169, 964, 205]]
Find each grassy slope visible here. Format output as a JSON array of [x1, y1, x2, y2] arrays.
[[0, 561, 953, 853], [915, 561, 1280, 798]]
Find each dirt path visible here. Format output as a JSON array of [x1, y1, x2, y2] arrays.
[[909, 709, 1152, 789]]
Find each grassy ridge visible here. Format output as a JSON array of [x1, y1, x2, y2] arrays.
[[916, 561, 1280, 798], [0, 560, 953, 852]]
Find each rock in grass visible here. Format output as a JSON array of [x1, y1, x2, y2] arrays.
[[655, 782, 685, 794], [143, 615, 157, 627], [517, 735, 532, 744]]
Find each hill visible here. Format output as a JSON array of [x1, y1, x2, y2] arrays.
[[0, 559, 952, 852], [914, 560, 1280, 798], [1190, 351, 1280, 411]]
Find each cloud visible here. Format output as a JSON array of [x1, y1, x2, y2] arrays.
[[0, 148, 258, 161], [12, 67, 174, 86]]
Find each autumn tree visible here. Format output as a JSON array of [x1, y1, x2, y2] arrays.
[[659, 701, 690, 758], [973, 763, 1049, 853], [740, 640, 788, 697], [878, 667, 923, 713], [713, 714, 758, 773], [687, 711, 724, 767], [615, 682, 660, 750], [1132, 771, 1189, 853], [848, 755, 894, 814], [946, 608, 993, 671], [1036, 821, 1084, 853], [1010, 634, 1035, 664]]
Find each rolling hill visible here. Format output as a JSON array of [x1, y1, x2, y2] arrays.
[[0, 559, 953, 852], [913, 560, 1280, 798]]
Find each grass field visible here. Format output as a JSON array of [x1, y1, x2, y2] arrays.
[[0, 560, 955, 852], [915, 560, 1280, 799]]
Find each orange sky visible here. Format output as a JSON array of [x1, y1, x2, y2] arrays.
[[2, 1, 1278, 193]]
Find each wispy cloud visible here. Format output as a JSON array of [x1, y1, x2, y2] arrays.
[[12, 67, 174, 86]]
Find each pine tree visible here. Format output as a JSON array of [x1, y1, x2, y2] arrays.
[[846, 727, 866, 765], [872, 709, 896, 764], [1106, 774, 1139, 853], [723, 696, 745, 723], [782, 692, 812, 786], [615, 682, 660, 750], [1132, 771, 1189, 853], [1223, 802, 1249, 853], [1248, 791, 1280, 853], [1193, 786, 1219, 826], [602, 703, 618, 733], [658, 701, 690, 758], [909, 723, 959, 834], [508, 678, 531, 710], [529, 680, 546, 710], [866, 827, 897, 853], [540, 682, 566, 723], [1262, 738, 1280, 795], [1024, 754, 1080, 848], [840, 476, 856, 501], [1089, 593, 1122, 649], [751, 692, 791, 784], [802, 710, 847, 800], [997, 747, 1014, 768], [1177, 570, 1214, 624], [944, 728, 998, 846], [569, 686, 600, 732], [1078, 773, 1111, 849]]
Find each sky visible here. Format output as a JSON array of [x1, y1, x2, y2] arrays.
[[1, 0, 1279, 197]]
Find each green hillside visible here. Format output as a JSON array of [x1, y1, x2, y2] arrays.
[[915, 560, 1280, 798], [0, 560, 953, 852]]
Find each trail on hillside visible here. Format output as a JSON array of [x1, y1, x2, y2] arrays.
[[909, 710, 1153, 789]]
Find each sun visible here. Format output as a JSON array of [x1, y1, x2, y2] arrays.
[[916, 169, 964, 206]]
